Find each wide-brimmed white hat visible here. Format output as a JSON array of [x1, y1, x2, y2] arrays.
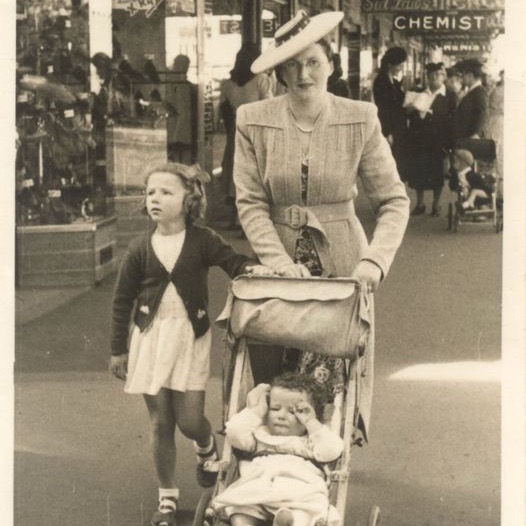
[[251, 10, 344, 74]]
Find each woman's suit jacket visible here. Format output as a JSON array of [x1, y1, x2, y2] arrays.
[[234, 94, 409, 279], [233, 94, 409, 436]]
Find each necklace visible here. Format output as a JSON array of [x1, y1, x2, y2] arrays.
[[294, 121, 314, 133]]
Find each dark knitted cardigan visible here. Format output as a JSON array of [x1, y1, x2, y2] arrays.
[[111, 224, 254, 356]]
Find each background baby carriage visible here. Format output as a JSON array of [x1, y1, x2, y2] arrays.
[[447, 138, 503, 233], [192, 275, 380, 526]]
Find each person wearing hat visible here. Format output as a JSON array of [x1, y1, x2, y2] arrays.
[[233, 11, 409, 441], [372, 46, 409, 180], [445, 67, 465, 106], [405, 62, 457, 216], [219, 43, 273, 229], [449, 148, 493, 210], [453, 58, 489, 141]]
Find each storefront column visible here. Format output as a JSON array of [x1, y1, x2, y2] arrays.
[[88, 0, 112, 94], [242, 0, 262, 50]]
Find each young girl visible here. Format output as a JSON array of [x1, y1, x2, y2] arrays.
[[110, 162, 270, 526], [213, 373, 344, 526]]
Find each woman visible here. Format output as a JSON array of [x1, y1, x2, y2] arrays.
[[372, 46, 408, 180], [405, 62, 457, 216], [233, 10, 409, 437], [327, 53, 350, 98], [219, 43, 273, 229]]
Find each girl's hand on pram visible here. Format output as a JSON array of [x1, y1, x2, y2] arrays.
[[293, 401, 317, 426], [351, 260, 382, 293], [246, 383, 271, 418], [245, 264, 276, 276]]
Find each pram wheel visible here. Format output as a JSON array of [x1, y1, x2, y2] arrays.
[[192, 490, 214, 526], [367, 505, 381, 526]]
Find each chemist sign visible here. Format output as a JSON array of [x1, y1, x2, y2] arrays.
[[392, 11, 501, 33]]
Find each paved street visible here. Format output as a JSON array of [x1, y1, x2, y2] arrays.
[[14, 190, 502, 526]]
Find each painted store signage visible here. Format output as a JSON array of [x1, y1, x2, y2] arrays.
[[393, 10, 503, 32], [112, 0, 164, 17], [362, 0, 504, 12]]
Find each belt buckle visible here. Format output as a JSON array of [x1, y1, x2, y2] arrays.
[[286, 205, 308, 229]]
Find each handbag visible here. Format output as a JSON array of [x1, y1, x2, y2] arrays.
[[217, 275, 371, 359]]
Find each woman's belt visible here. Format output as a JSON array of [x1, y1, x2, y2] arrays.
[[271, 201, 354, 231], [271, 201, 354, 277]]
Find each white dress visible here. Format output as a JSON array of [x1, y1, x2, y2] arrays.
[[124, 230, 211, 395], [213, 408, 343, 526]]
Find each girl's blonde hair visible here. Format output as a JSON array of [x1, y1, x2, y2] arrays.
[[144, 162, 210, 223]]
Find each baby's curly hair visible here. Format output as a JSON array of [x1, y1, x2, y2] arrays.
[[270, 372, 328, 421], [144, 162, 210, 223]]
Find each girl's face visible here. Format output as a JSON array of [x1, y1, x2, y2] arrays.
[[280, 43, 333, 103], [267, 387, 310, 437], [146, 171, 187, 230]]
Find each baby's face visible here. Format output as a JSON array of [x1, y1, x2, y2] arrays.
[[266, 387, 309, 437]]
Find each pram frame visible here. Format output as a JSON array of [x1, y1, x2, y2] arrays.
[[192, 276, 378, 526]]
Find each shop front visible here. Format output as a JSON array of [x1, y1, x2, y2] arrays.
[[15, 0, 117, 288]]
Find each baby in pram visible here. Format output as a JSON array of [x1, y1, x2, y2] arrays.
[[213, 372, 343, 526], [449, 148, 493, 210]]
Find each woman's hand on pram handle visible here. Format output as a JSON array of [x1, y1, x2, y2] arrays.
[[246, 383, 271, 418], [350, 260, 382, 293], [245, 264, 276, 276], [276, 263, 311, 278]]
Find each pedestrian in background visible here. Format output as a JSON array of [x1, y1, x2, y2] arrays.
[[453, 58, 489, 141], [405, 62, 457, 216], [219, 43, 273, 230], [485, 69, 504, 178], [109, 162, 271, 526], [327, 53, 351, 98], [372, 46, 409, 180], [445, 67, 464, 106]]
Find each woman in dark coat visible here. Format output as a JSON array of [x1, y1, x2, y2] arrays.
[[405, 62, 457, 216], [372, 46, 408, 180]]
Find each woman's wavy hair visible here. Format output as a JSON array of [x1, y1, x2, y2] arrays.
[[275, 38, 333, 87], [270, 372, 328, 421], [143, 162, 210, 224]]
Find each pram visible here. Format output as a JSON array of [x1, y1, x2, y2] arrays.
[[447, 138, 503, 233], [192, 275, 380, 526]]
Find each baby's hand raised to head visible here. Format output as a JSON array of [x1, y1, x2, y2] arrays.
[[246, 383, 270, 419], [293, 401, 317, 425]]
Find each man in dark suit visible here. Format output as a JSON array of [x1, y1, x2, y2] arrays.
[[453, 58, 489, 141]]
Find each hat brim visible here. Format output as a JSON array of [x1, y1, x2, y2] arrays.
[[251, 11, 344, 74]]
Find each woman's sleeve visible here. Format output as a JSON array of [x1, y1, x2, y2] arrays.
[[225, 408, 262, 452], [357, 104, 410, 277], [234, 106, 295, 271], [111, 242, 142, 356]]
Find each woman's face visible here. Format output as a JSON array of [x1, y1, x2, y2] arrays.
[[427, 69, 445, 91], [280, 43, 333, 103], [388, 61, 405, 78]]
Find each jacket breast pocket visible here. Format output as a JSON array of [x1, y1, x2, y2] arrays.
[[332, 123, 365, 154]]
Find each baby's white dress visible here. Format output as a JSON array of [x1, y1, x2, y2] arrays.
[[124, 230, 211, 395]]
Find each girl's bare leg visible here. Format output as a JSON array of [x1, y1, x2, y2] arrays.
[[173, 389, 212, 446], [144, 389, 177, 487]]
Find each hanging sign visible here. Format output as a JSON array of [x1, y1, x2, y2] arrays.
[[112, 0, 164, 17], [362, 0, 504, 12], [392, 10, 503, 33]]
